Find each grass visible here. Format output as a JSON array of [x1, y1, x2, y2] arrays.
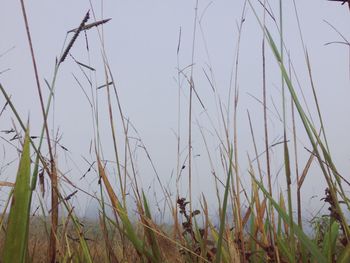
[[0, 1, 349, 262]]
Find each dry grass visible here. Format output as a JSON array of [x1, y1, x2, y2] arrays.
[[0, 1, 350, 262]]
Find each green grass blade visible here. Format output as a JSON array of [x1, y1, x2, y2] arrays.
[[322, 220, 339, 262], [2, 127, 31, 263], [72, 216, 93, 263], [97, 156, 155, 261], [337, 243, 350, 263], [215, 148, 233, 263], [264, 29, 350, 240], [252, 177, 327, 263], [142, 191, 162, 261], [276, 235, 293, 263], [210, 225, 229, 262]]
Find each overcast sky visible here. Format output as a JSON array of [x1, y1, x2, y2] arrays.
[[0, 1, 349, 219]]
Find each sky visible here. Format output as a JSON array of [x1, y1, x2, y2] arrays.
[[0, 1, 349, 221]]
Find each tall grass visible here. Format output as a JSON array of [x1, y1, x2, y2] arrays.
[[0, 1, 349, 262]]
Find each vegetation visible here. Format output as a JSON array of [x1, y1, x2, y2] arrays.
[[0, 1, 349, 262]]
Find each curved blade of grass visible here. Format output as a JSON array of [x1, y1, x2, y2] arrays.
[[252, 176, 327, 263], [264, 29, 350, 240], [97, 156, 155, 261], [2, 127, 31, 263], [247, 1, 350, 241], [215, 148, 233, 263], [142, 191, 162, 261]]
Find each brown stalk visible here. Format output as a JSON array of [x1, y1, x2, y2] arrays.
[[230, 3, 247, 260], [49, 161, 59, 262], [88, 4, 142, 208], [18, 1, 58, 261], [0, 181, 15, 187], [290, 77, 302, 229], [297, 153, 314, 191], [175, 26, 182, 211]]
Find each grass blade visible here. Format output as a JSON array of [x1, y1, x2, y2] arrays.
[[2, 127, 31, 263], [337, 243, 350, 263], [97, 155, 155, 261], [215, 148, 233, 263], [142, 191, 162, 261], [322, 220, 339, 262], [252, 176, 327, 263]]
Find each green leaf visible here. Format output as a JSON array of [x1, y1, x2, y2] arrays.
[[322, 221, 339, 261], [3, 127, 31, 263], [337, 243, 350, 263]]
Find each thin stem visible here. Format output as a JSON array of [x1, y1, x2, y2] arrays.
[[18, 2, 57, 262]]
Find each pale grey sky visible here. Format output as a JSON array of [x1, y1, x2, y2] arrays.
[[0, 1, 349, 219]]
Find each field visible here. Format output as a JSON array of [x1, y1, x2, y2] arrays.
[[0, 1, 350, 263]]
